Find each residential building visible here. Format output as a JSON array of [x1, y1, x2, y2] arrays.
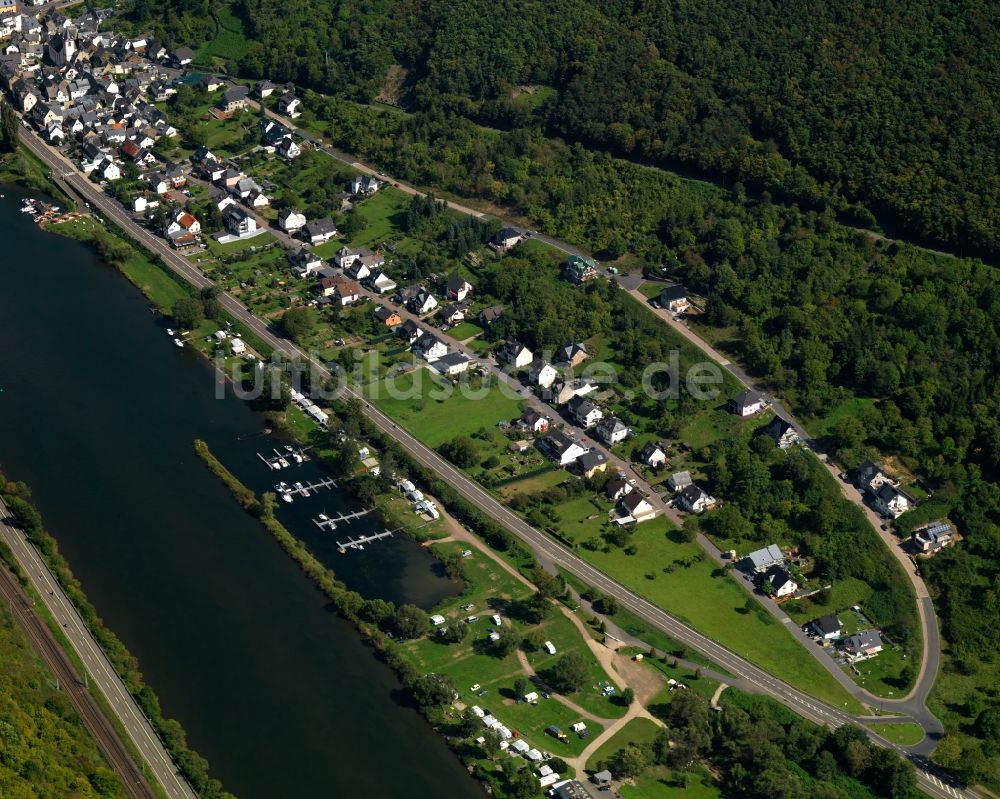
[[595, 417, 628, 445], [219, 84, 248, 112], [874, 483, 913, 519], [303, 217, 336, 245], [541, 429, 587, 467], [479, 305, 504, 326], [564, 254, 598, 284], [742, 544, 785, 574], [350, 174, 381, 195], [913, 520, 954, 554], [578, 450, 607, 478], [606, 475, 633, 502], [763, 566, 797, 598], [373, 305, 402, 328], [640, 442, 668, 468], [277, 92, 300, 117], [659, 284, 690, 313], [278, 208, 307, 232], [492, 226, 522, 251], [677, 484, 716, 513], [408, 287, 438, 315], [568, 395, 603, 428], [808, 614, 843, 640], [761, 416, 800, 449], [619, 492, 656, 523], [518, 410, 550, 434], [414, 331, 448, 361], [666, 470, 692, 492], [223, 205, 257, 237], [289, 247, 323, 277], [528, 360, 558, 389], [433, 352, 471, 375], [842, 630, 883, 659], [497, 340, 533, 370], [318, 276, 360, 306], [730, 389, 765, 417], [446, 275, 472, 301], [556, 342, 588, 367]]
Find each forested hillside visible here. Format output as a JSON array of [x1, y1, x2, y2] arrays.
[[129, 0, 1000, 257], [0, 592, 126, 798]]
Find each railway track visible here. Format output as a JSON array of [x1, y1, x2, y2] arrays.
[[0, 565, 157, 799]]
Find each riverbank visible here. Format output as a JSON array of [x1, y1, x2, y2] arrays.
[[0, 475, 232, 799], [0, 146, 74, 208]]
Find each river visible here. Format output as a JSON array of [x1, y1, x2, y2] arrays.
[[0, 186, 482, 799]]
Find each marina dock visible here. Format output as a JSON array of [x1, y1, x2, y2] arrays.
[[313, 507, 373, 531], [258, 446, 312, 470], [336, 528, 396, 554], [286, 477, 338, 497]]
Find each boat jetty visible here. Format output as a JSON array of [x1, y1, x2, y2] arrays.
[[273, 475, 338, 504], [336, 528, 396, 554], [313, 507, 373, 531], [258, 445, 312, 471]]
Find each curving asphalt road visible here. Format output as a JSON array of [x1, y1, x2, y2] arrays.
[[13, 127, 975, 799]]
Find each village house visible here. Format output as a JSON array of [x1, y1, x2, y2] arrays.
[[855, 461, 915, 519], [841, 630, 883, 660], [762, 565, 797, 598], [446, 275, 472, 302], [677, 483, 717, 514], [618, 492, 656, 524], [373, 305, 402, 328], [289, 248, 323, 278], [518, 409, 550, 434], [730, 389, 765, 417], [277, 91, 300, 117], [760, 416, 801, 449], [578, 450, 607, 479], [397, 319, 421, 345], [278, 208, 307, 233], [659, 284, 690, 314], [433, 351, 471, 376], [807, 614, 843, 641], [253, 79, 275, 98], [439, 303, 468, 326], [528, 360, 558, 389], [567, 395, 603, 428], [413, 331, 448, 361], [318, 275, 360, 306], [223, 205, 257, 237], [556, 342, 588, 368], [606, 475, 633, 502], [170, 46, 194, 67], [367, 271, 397, 295], [540, 429, 587, 467], [742, 544, 785, 574], [303, 217, 337, 245], [479, 305, 504, 326], [595, 416, 628, 445], [219, 84, 249, 112], [408, 287, 438, 316], [912, 520, 954, 554], [350, 174, 381, 196], [549, 379, 597, 406], [492, 226, 522, 251], [276, 136, 301, 160], [497, 340, 533, 370], [639, 441, 668, 468], [164, 208, 200, 241], [564, 254, 599, 284], [666, 470, 692, 492]]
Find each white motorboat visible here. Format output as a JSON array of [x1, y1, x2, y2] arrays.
[[174, 338, 184, 348]]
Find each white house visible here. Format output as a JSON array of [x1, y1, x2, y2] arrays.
[[677, 484, 716, 514], [730, 389, 765, 417], [541, 430, 587, 467], [596, 417, 628, 445], [223, 205, 257, 237], [808, 614, 842, 640], [433, 352, 471, 376], [414, 332, 448, 361], [568, 396, 603, 428], [290, 248, 323, 278], [498, 340, 533, 370], [619, 492, 656, 523], [230, 337, 247, 355], [659, 284, 690, 313], [639, 441, 668, 468], [278, 208, 307, 232], [763, 566, 797, 598], [528, 360, 558, 389]]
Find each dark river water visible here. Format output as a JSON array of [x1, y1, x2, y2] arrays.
[[0, 186, 481, 799]]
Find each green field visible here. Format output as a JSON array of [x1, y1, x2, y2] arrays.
[[364, 368, 523, 449], [577, 524, 865, 712], [346, 189, 413, 249], [448, 321, 484, 341], [621, 766, 722, 799], [868, 722, 925, 746], [196, 4, 254, 63], [587, 717, 662, 768]]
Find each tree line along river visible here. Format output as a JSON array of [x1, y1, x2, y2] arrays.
[[0, 186, 483, 799]]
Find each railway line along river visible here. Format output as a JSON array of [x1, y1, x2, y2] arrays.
[[0, 186, 482, 799]]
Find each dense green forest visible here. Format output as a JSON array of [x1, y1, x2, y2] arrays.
[[0, 584, 126, 798], [129, 0, 1000, 258]]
